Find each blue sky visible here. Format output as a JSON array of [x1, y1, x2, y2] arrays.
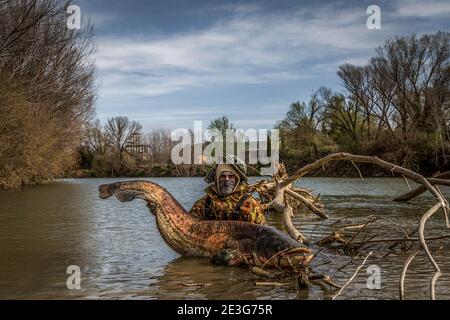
[[76, 0, 450, 131]]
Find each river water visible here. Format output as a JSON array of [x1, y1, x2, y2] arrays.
[[0, 177, 449, 300]]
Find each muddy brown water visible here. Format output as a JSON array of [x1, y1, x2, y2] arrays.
[[0, 177, 449, 300]]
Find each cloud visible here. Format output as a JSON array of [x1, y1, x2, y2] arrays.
[[95, 3, 393, 98], [88, 0, 450, 131], [193, 3, 262, 15], [394, 0, 450, 17], [87, 13, 118, 28]]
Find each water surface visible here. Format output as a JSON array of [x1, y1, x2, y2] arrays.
[[0, 177, 449, 299]]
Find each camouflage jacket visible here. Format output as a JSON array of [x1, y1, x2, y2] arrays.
[[189, 183, 267, 224]]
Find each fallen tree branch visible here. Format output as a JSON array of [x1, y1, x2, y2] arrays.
[[394, 171, 450, 202], [426, 177, 450, 187], [285, 188, 329, 219], [248, 153, 449, 299], [280, 154, 449, 205], [282, 204, 308, 244], [255, 281, 291, 286], [309, 274, 342, 289], [252, 267, 274, 278], [418, 203, 444, 300], [399, 251, 419, 300], [266, 164, 310, 244], [349, 234, 450, 245], [181, 282, 208, 287], [275, 153, 449, 299], [331, 251, 373, 300]]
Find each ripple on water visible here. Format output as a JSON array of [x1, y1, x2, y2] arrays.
[[0, 177, 449, 299]]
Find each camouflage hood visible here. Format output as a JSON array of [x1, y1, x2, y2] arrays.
[[204, 155, 248, 184]]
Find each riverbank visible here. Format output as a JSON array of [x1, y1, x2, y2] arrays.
[[1, 160, 441, 191], [68, 165, 210, 179], [66, 161, 403, 179]]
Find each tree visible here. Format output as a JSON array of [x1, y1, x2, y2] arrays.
[[104, 116, 142, 175], [144, 128, 172, 165], [337, 32, 450, 168], [320, 91, 366, 152], [276, 91, 337, 170], [0, 0, 96, 189], [208, 116, 235, 138], [86, 120, 108, 156]]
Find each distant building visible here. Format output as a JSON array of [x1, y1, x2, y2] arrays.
[[126, 133, 151, 160]]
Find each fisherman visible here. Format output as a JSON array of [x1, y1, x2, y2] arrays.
[[189, 155, 267, 224]]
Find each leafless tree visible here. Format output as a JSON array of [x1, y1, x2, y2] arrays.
[[144, 128, 172, 166], [337, 32, 450, 167], [104, 116, 142, 174], [0, 0, 96, 189], [85, 120, 108, 156]]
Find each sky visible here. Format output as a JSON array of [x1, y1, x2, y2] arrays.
[[76, 0, 450, 131]]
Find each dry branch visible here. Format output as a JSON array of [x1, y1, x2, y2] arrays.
[[282, 205, 308, 244], [285, 188, 329, 219], [252, 153, 450, 300], [255, 282, 291, 286], [400, 251, 419, 300], [394, 171, 450, 202], [350, 234, 450, 245], [418, 203, 444, 300], [331, 252, 373, 300]]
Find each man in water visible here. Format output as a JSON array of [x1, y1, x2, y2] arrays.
[[189, 156, 266, 224]]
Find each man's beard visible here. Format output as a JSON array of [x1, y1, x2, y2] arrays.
[[219, 180, 236, 196]]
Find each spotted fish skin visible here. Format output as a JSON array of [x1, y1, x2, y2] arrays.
[[99, 180, 313, 269]]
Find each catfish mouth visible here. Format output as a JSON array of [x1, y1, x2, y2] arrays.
[[98, 184, 114, 199], [284, 247, 314, 268]]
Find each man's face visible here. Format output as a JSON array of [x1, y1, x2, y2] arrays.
[[218, 171, 237, 196]]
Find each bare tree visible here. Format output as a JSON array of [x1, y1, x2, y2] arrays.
[[337, 32, 450, 167], [144, 128, 172, 166], [85, 120, 108, 156], [208, 116, 234, 138], [0, 0, 96, 189], [104, 116, 142, 174], [338, 65, 394, 141]]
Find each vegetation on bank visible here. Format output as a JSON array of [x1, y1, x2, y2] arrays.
[[77, 32, 450, 179], [0, 1, 449, 188], [277, 32, 450, 176], [0, 0, 96, 189]]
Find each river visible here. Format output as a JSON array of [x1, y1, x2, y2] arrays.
[[0, 177, 449, 300]]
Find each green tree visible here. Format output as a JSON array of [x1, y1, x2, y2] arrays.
[[208, 116, 235, 137]]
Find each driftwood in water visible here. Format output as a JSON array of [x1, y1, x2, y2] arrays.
[[248, 153, 450, 300], [394, 171, 450, 202]]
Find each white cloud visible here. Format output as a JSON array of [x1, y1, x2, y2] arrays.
[[95, 3, 393, 98], [90, 0, 450, 130], [87, 13, 118, 28], [194, 3, 262, 15], [394, 0, 450, 17]]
